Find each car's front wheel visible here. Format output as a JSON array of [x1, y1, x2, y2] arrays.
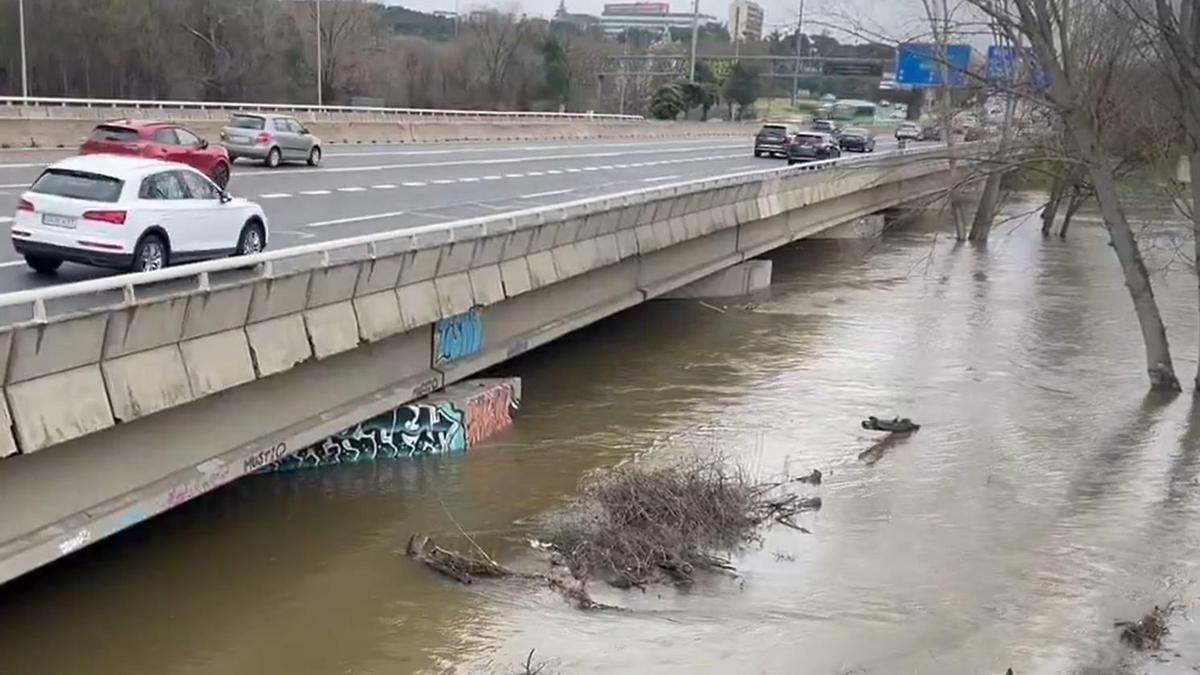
[[264, 147, 282, 168], [307, 146, 322, 167], [236, 220, 266, 256], [212, 162, 230, 189], [131, 234, 168, 273], [25, 255, 62, 275]]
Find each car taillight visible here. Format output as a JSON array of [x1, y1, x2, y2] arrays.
[[16, 198, 33, 213], [82, 210, 127, 225], [255, 132, 271, 144]]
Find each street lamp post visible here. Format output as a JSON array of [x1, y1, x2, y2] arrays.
[[316, 0, 323, 106], [790, 0, 805, 106], [688, 0, 700, 81], [18, 0, 29, 99]]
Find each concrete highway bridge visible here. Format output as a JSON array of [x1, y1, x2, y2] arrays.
[[0, 102, 979, 583]]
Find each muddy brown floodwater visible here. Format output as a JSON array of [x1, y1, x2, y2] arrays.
[[2, 197, 1200, 675]]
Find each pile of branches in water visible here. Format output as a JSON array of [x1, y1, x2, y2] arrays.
[[536, 456, 822, 588], [407, 455, 821, 609], [1116, 603, 1176, 651]]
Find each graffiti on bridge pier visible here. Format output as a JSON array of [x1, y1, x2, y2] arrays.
[[268, 402, 467, 471]]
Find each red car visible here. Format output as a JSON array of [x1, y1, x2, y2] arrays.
[[79, 120, 232, 188]]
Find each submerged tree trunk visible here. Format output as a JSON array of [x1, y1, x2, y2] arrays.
[[1191, 152, 1200, 389], [1042, 177, 1065, 236], [1059, 188, 1085, 238], [969, 171, 1004, 241], [1073, 123, 1181, 390]]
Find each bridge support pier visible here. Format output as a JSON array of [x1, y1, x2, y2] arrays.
[[810, 213, 887, 239], [662, 260, 773, 299]]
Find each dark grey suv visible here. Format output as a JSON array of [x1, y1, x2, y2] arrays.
[[220, 113, 322, 168]]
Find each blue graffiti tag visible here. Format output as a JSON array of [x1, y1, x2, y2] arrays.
[[434, 309, 483, 366]]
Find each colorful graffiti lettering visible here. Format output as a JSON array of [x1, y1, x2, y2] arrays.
[[465, 381, 520, 446], [268, 402, 466, 471], [434, 309, 483, 366]]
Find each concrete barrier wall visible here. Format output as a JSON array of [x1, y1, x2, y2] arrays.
[[0, 104, 751, 148]]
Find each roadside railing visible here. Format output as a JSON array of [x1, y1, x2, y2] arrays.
[[0, 142, 967, 323], [0, 96, 645, 122]]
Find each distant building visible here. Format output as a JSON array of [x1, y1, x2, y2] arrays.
[[599, 2, 716, 37], [554, 0, 602, 28], [728, 0, 763, 41]]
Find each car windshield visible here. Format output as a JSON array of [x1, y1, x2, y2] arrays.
[[88, 125, 139, 143], [31, 169, 124, 202], [759, 125, 788, 136], [795, 134, 824, 145], [229, 115, 266, 130], [842, 128, 867, 136]]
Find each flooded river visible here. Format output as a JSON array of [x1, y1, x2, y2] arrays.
[[2, 197, 1200, 674]]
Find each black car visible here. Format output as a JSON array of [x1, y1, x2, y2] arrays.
[[919, 124, 943, 141], [754, 123, 800, 158], [837, 127, 876, 153], [787, 132, 842, 165], [810, 119, 840, 135]]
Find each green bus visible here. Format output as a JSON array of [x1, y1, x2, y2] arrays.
[[828, 100, 878, 125]]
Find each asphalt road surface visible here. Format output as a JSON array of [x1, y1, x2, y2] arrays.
[[0, 135, 900, 294]]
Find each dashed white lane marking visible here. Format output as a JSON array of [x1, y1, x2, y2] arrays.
[[483, 175, 503, 180], [526, 171, 545, 176], [504, 173, 525, 178], [519, 188, 575, 199], [0, 164, 41, 170], [431, 179, 455, 184], [599, 165, 615, 170], [371, 184, 397, 189], [337, 186, 367, 192], [565, 168, 582, 173], [0, 260, 25, 268], [236, 143, 746, 177], [299, 189, 331, 196], [273, 229, 316, 239], [306, 209, 408, 228], [546, 169, 563, 175], [402, 181, 427, 187], [582, 167, 599, 171], [0, 217, 12, 224], [641, 175, 682, 183], [0, 183, 29, 189], [260, 193, 292, 199], [458, 177, 480, 182]]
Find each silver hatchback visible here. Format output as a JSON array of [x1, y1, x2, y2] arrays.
[[220, 113, 322, 168]]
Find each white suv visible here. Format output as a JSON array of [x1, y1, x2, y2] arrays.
[[12, 155, 268, 274]]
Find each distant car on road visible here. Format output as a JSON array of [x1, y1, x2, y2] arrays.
[[754, 123, 802, 158], [919, 124, 944, 141], [11, 155, 268, 274], [837, 127, 876, 153], [895, 122, 921, 142], [810, 118, 840, 135], [220, 113, 322, 168], [787, 132, 842, 165], [80, 120, 232, 189]]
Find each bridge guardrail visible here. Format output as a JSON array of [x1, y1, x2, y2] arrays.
[[0, 96, 645, 122], [0, 142, 970, 323]]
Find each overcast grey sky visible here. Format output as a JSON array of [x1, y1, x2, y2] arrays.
[[380, 0, 929, 43]]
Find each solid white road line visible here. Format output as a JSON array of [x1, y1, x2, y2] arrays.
[[305, 209, 408, 228], [519, 188, 575, 199], [641, 175, 682, 183], [317, 138, 736, 159]]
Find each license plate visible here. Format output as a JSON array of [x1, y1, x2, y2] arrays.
[[231, 135, 250, 143], [42, 214, 77, 229]]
